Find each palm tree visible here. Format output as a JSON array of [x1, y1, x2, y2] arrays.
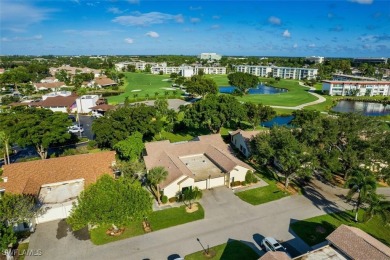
[[346, 168, 377, 222], [0, 131, 10, 165], [363, 192, 390, 224], [147, 166, 168, 205]]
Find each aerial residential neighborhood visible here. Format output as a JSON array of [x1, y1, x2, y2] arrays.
[[1, 0, 390, 260]]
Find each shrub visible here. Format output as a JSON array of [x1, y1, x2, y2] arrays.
[[161, 195, 168, 204], [87, 140, 98, 150], [168, 197, 177, 203], [241, 181, 247, 186], [231, 181, 241, 187]]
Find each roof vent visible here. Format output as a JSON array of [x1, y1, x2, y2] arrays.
[[2, 177, 7, 183]]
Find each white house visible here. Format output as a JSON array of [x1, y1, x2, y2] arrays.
[[305, 56, 324, 64], [322, 80, 390, 96], [0, 152, 116, 225], [33, 81, 67, 92], [144, 134, 253, 199], [76, 95, 100, 113], [42, 91, 72, 100]]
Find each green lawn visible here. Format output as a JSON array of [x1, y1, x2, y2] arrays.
[[90, 203, 204, 245], [204, 74, 230, 86], [17, 243, 29, 260], [237, 79, 318, 107], [290, 209, 390, 247], [185, 240, 259, 260], [153, 131, 195, 143], [107, 73, 185, 104]]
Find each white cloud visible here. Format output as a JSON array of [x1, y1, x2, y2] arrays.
[[124, 38, 134, 44], [190, 6, 202, 10], [210, 24, 220, 30], [349, 0, 373, 4], [107, 7, 123, 14], [282, 30, 291, 38], [0, 1, 56, 30], [145, 31, 159, 38], [1, 35, 43, 42], [268, 16, 281, 25], [212, 15, 220, 19], [112, 12, 184, 26], [308, 43, 316, 48], [191, 18, 201, 24], [293, 43, 298, 48]]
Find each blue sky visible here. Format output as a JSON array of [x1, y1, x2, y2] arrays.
[[1, 0, 389, 57]]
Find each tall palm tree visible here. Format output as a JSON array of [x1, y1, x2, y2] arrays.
[[346, 168, 377, 222], [363, 192, 390, 224], [0, 131, 10, 165], [147, 166, 168, 205]]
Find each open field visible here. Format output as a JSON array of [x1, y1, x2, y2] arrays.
[[107, 73, 184, 104]]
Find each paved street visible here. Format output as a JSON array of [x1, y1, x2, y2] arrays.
[[27, 180, 353, 260]]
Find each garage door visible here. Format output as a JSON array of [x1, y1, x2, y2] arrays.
[[35, 204, 73, 224], [210, 177, 225, 188]]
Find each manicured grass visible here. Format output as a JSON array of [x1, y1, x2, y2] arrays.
[[204, 74, 230, 86], [154, 131, 195, 143], [90, 203, 204, 245], [107, 73, 184, 104], [17, 243, 29, 260], [235, 180, 289, 205], [290, 209, 390, 247], [237, 79, 318, 107], [185, 240, 259, 260]]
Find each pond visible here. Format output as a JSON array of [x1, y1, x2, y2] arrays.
[[261, 116, 294, 128], [331, 101, 390, 116], [219, 84, 287, 95]]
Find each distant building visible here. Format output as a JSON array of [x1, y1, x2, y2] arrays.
[[322, 80, 390, 96], [150, 65, 226, 76], [33, 81, 67, 92], [353, 57, 387, 65], [198, 53, 222, 61], [235, 65, 318, 80], [76, 95, 100, 114], [115, 61, 167, 71], [305, 56, 324, 64]]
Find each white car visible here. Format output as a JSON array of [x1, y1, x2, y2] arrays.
[[261, 237, 288, 254], [68, 125, 84, 133]]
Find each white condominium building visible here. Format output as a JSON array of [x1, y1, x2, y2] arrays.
[[195, 66, 227, 75], [198, 53, 222, 60], [235, 65, 318, 80], [115, 61, 167, 71], [150, 65, 226, 76], [322, 81, 390, 96], [305, 56, 324, 64]]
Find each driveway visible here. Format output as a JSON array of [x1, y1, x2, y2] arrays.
[[27, 185, 352, 260]]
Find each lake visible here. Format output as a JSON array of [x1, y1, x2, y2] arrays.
[[219, 85, 287, 95], [261, 116, 294, 128], [331, 101, 390, 116]]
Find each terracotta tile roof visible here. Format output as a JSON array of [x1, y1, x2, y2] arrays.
[[94, 77, 117, 86], [259, 251, 291, 260], [34, 95, 78, 107], [34, 82, 66, 89], [326, 224, 390, 260], [144, 134, 253, 188], [89, 104, 116, 111], [0, 151, 116, 196]]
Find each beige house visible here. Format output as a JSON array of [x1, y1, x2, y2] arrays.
[[230, 129, 265, 157], [144, 134, 253, 199]]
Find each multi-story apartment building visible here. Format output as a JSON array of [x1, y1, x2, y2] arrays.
[[353, 57, 388, 65], [115, 61, 167, 71], [150, 65, 226, 76], [332, 74, 377, 81], [194, 66, 227, 75], [198, 53, 222, 60], [322, 81, 390, 96], [235, 65, 318, 80]]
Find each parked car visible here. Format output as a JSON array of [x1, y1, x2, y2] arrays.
[[68, 125, 84, 133], [261, 237, 289, 255]]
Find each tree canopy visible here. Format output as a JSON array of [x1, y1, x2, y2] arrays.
[[114, 132, 145, 161], [0, 107, 72, 159], [67, 175, 152, 231], [184, 75, 218, 97], [228, 72, 259, 94]]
